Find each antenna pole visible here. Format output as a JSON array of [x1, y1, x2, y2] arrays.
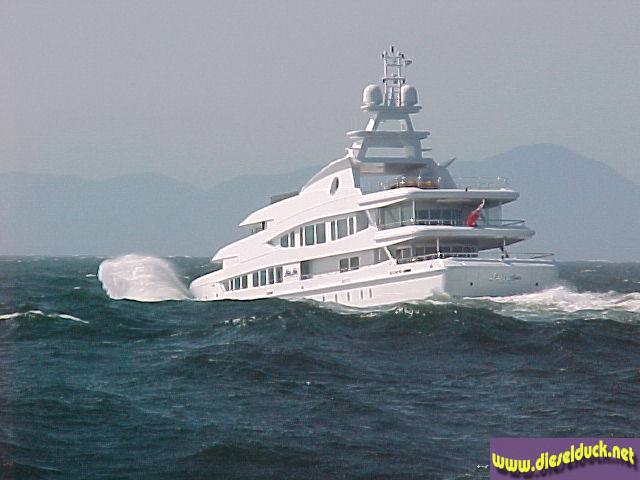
[[381, 45, 411, 107]]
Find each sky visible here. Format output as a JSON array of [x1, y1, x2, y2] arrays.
[[2, 0, 639, 187]]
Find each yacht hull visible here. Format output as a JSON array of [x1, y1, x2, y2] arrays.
[[190, 258, 558, 308]]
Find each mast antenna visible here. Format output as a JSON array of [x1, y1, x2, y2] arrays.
[[381, 45, 412, 106]]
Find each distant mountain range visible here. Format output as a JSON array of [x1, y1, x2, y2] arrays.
[[1, 144, 638, 261]]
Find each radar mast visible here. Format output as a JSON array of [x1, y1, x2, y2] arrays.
[[381, 45, 412, 107]]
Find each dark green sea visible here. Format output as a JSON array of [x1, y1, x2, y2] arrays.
[[0, 257, 639, 479]]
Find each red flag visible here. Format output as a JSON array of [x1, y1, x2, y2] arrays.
[[465, 199, 485, 227]]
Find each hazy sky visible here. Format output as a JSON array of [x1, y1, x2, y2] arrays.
[[3, 0, 639, 186]]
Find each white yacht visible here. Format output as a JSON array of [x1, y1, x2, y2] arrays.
[[191, 46, 558, 307]]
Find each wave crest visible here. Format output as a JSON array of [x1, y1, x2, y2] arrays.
[[97, 254, 192, 302], [479, 286, 640, 313]]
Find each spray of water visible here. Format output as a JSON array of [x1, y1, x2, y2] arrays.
[[478, 285, 640, 313], [96, 256, 639, 320], [98, 254, 192, 302]]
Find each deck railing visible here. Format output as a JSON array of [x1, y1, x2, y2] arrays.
[[361, 175, 512, 194], [378, 218, 526, 230], [453, 176, 509, 190], [396, 251, 554, 264]]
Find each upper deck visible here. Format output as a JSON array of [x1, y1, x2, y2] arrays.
[[213, 46, 533, 274]]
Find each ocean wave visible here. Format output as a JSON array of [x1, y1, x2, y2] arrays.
[[54, 313, 88, 324], [98, 254, 192, 302], [476, 285, 640, 314], [0, 310, 88, 324]]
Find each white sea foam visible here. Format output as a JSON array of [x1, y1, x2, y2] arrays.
[[0, 312, 27, 321], [477, 285, 640, 314], [55, 313, 89, 324], [98, 254, 192, 302], [0, 310, 88, 323]]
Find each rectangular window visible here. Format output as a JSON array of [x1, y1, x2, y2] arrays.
[[356, 211, 368, 231], [401, 202, 414, 225], [374, 248, 389, 264], [348, 217, 355, 235], [337, 218, 348, 238], [268, 268, 275, 284], [339, 258, 349, 272], [304, 225, 315, 245], [252, 271, 259, 287], [234, 277, 241, 290], [330, 221, 336, 240], [415, 201, 430, 223], [380, 204, 400, 228], [260, 269, 267, 286], [300, 261, 310, 279], [349, 256, 359, 270], [280, 234, 289, 247], [290, 231, 295, 247], [241, 275, 248, 289], [316, 222, 326, 243], [276, 266, 283, 283]]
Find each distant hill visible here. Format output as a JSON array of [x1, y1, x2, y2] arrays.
[[0, 167, 318, 257], [1, 144, 638, 261], [450, 144, 640, 261]]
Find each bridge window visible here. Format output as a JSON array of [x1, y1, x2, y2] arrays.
[[339, 256, 360, 272], [337, 218, 348, 238], [380, 201, 462, 228], [356, 212, 369, 231], [316, 222, 326, 244], [304, 225, 315, 245]]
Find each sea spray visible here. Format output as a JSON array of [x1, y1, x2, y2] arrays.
[[478, 285, 640, 313], [98, 254, 192, 302]]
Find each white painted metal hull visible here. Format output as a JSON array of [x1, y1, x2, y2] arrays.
[[190, 258, 558, 308]]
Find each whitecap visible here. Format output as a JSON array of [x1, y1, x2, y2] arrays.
[[54, 313, 89, 324], [98, 254, 192, 302], [475, 285, 640, 314]]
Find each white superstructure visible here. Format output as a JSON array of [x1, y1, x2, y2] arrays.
[[191, 46, 558, 307]]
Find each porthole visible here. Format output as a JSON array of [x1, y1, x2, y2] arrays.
[[330, 177, 339, 195]]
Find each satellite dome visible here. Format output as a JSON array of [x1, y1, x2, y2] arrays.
[[363, 84, 383, 106], [401, 85, 418, 106]]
